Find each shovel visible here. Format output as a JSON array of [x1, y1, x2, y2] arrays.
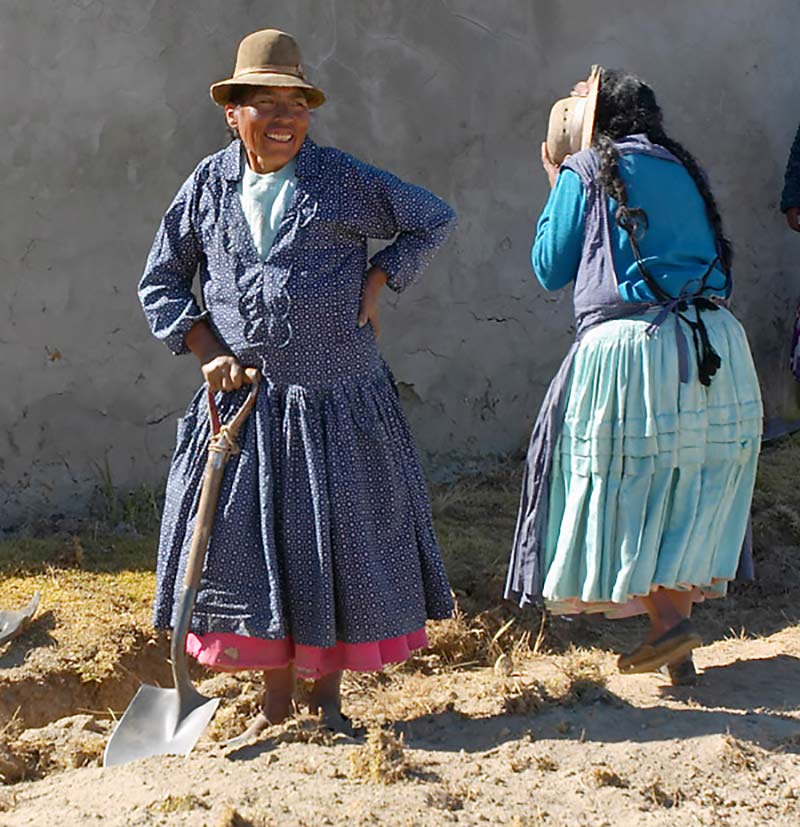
[[0, 591, 41, 646], [104, 371, 260, 767]]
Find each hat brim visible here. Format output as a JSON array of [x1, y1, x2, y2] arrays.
[[580, 65, 601, 149], [210, 72, 325, 108]]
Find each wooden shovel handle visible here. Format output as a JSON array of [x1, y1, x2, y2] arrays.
[[184, 370, 261, 590], [207, 367, 260, 436]]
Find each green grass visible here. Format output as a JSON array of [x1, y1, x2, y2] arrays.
[[0, 533, 157, 576]]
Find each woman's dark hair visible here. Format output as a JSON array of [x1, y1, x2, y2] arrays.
[[591, 69, 732, 273], [225, 85, 251, 142]]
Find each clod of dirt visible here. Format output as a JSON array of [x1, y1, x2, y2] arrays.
[[493, 653, 514, 676], [552, 648, 611, 706], [10, 714, 108, 781], [501, 677, 550, 715], [0, 743, 27, 785], [592, 766, 629, 788], [147, 794, 210, 815], [721, 733, 764, 772], [215, 805, 268, 827], [202, 674, 263, 742], [273, 715, 339, 747], [424, 603, 485, 667], [0, 788, 16, 811], [348, 728, 409, 784], [425, 782, 476, 811], [534, 754, 559, 772], [639, 779, 685, 809]]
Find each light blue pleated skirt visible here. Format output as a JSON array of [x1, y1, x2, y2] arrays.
[[542, 307, 763, 617]]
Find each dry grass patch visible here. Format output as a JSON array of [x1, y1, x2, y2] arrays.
[[501, 647, 612, 716], [592, 765, 629, 788], [425, 781, 478, 811], [350, 669, 464, 724], [550, 647, 612, 706], [640, 778, 685, 809], [501, 676, 551, 715], [201, 674, 263, 742], [0, 789, 16, 812], [0, 531, 158, 684], [348, 728, 409, 784], [721, 732, 764, 772], [148, 793, 210, 814], [726, 433, 800, 623], [215, 806, 271, 827], [534, 754, 559, 772], [423, 601, 486, 667]]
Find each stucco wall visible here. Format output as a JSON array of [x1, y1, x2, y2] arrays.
[[2, 0, 799, 527]]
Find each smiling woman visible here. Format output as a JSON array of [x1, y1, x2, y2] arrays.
[[137, 29, 457, 740], [225, 87, 310, 174]]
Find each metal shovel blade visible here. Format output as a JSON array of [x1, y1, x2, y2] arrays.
[[103, 682, 220, 767], [104, 377, 260, 768], [0, 592, 41, 646]]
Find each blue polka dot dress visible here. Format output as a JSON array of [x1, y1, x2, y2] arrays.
[[139, 138, 456, 676]]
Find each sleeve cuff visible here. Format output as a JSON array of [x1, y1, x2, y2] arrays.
[[369, 250, 411, 293], [163, 309, 209, 355]]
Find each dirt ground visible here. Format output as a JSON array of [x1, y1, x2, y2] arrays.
[[1, 438, 800, 826]]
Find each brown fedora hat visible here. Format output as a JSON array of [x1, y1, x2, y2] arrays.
[[210, 29, 325, 108], [545, 65, 601, 165]]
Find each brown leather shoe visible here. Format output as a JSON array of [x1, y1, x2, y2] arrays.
[[618, 619, 702, 675]]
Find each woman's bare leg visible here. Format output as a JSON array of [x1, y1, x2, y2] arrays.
[[308, 670, 353, 734], [226, 664, 295, 744], [263, 664, 295, 723], [663, 588, 694, 621], [308, 670, 342, 715], [640, 588, 691, 641]]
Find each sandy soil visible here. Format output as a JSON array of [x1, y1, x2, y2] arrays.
[[1, 623, 798, 827], [2, 440, 800, 826]]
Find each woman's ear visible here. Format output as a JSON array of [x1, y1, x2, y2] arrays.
[[224, 104, 238, 133]]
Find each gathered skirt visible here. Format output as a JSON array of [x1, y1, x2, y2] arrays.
[[153, 363, 454, 673], [541, 308, 763, 617]]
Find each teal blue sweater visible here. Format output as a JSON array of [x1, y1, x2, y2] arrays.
[[532, 152, 729, 301]]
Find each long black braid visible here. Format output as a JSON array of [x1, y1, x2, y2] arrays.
[[592, 69, 732, 275]]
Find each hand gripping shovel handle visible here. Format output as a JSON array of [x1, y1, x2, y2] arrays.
[[182, 369, 261, 591], [171, 370, 261, 683]]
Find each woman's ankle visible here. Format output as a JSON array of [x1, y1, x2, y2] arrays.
[[308, 670, 342, 713], [262, 666, 295, 722]]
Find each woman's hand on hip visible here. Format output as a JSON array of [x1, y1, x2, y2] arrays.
[[787, 207, 800, 232], [358, 266, 389, 338]]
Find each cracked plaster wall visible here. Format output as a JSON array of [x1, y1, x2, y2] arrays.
[[2, 0, 799, 526]]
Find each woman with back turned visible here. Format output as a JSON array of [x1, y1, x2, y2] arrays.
[[507, 69, 762, 685]]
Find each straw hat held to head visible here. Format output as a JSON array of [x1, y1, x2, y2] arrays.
[[545, 65, 601, 166]]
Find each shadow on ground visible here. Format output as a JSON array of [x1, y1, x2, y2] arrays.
[[392, 654, 800, 755]]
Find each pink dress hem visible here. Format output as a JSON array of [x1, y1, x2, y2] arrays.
[[185, 628, 429, 679]]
